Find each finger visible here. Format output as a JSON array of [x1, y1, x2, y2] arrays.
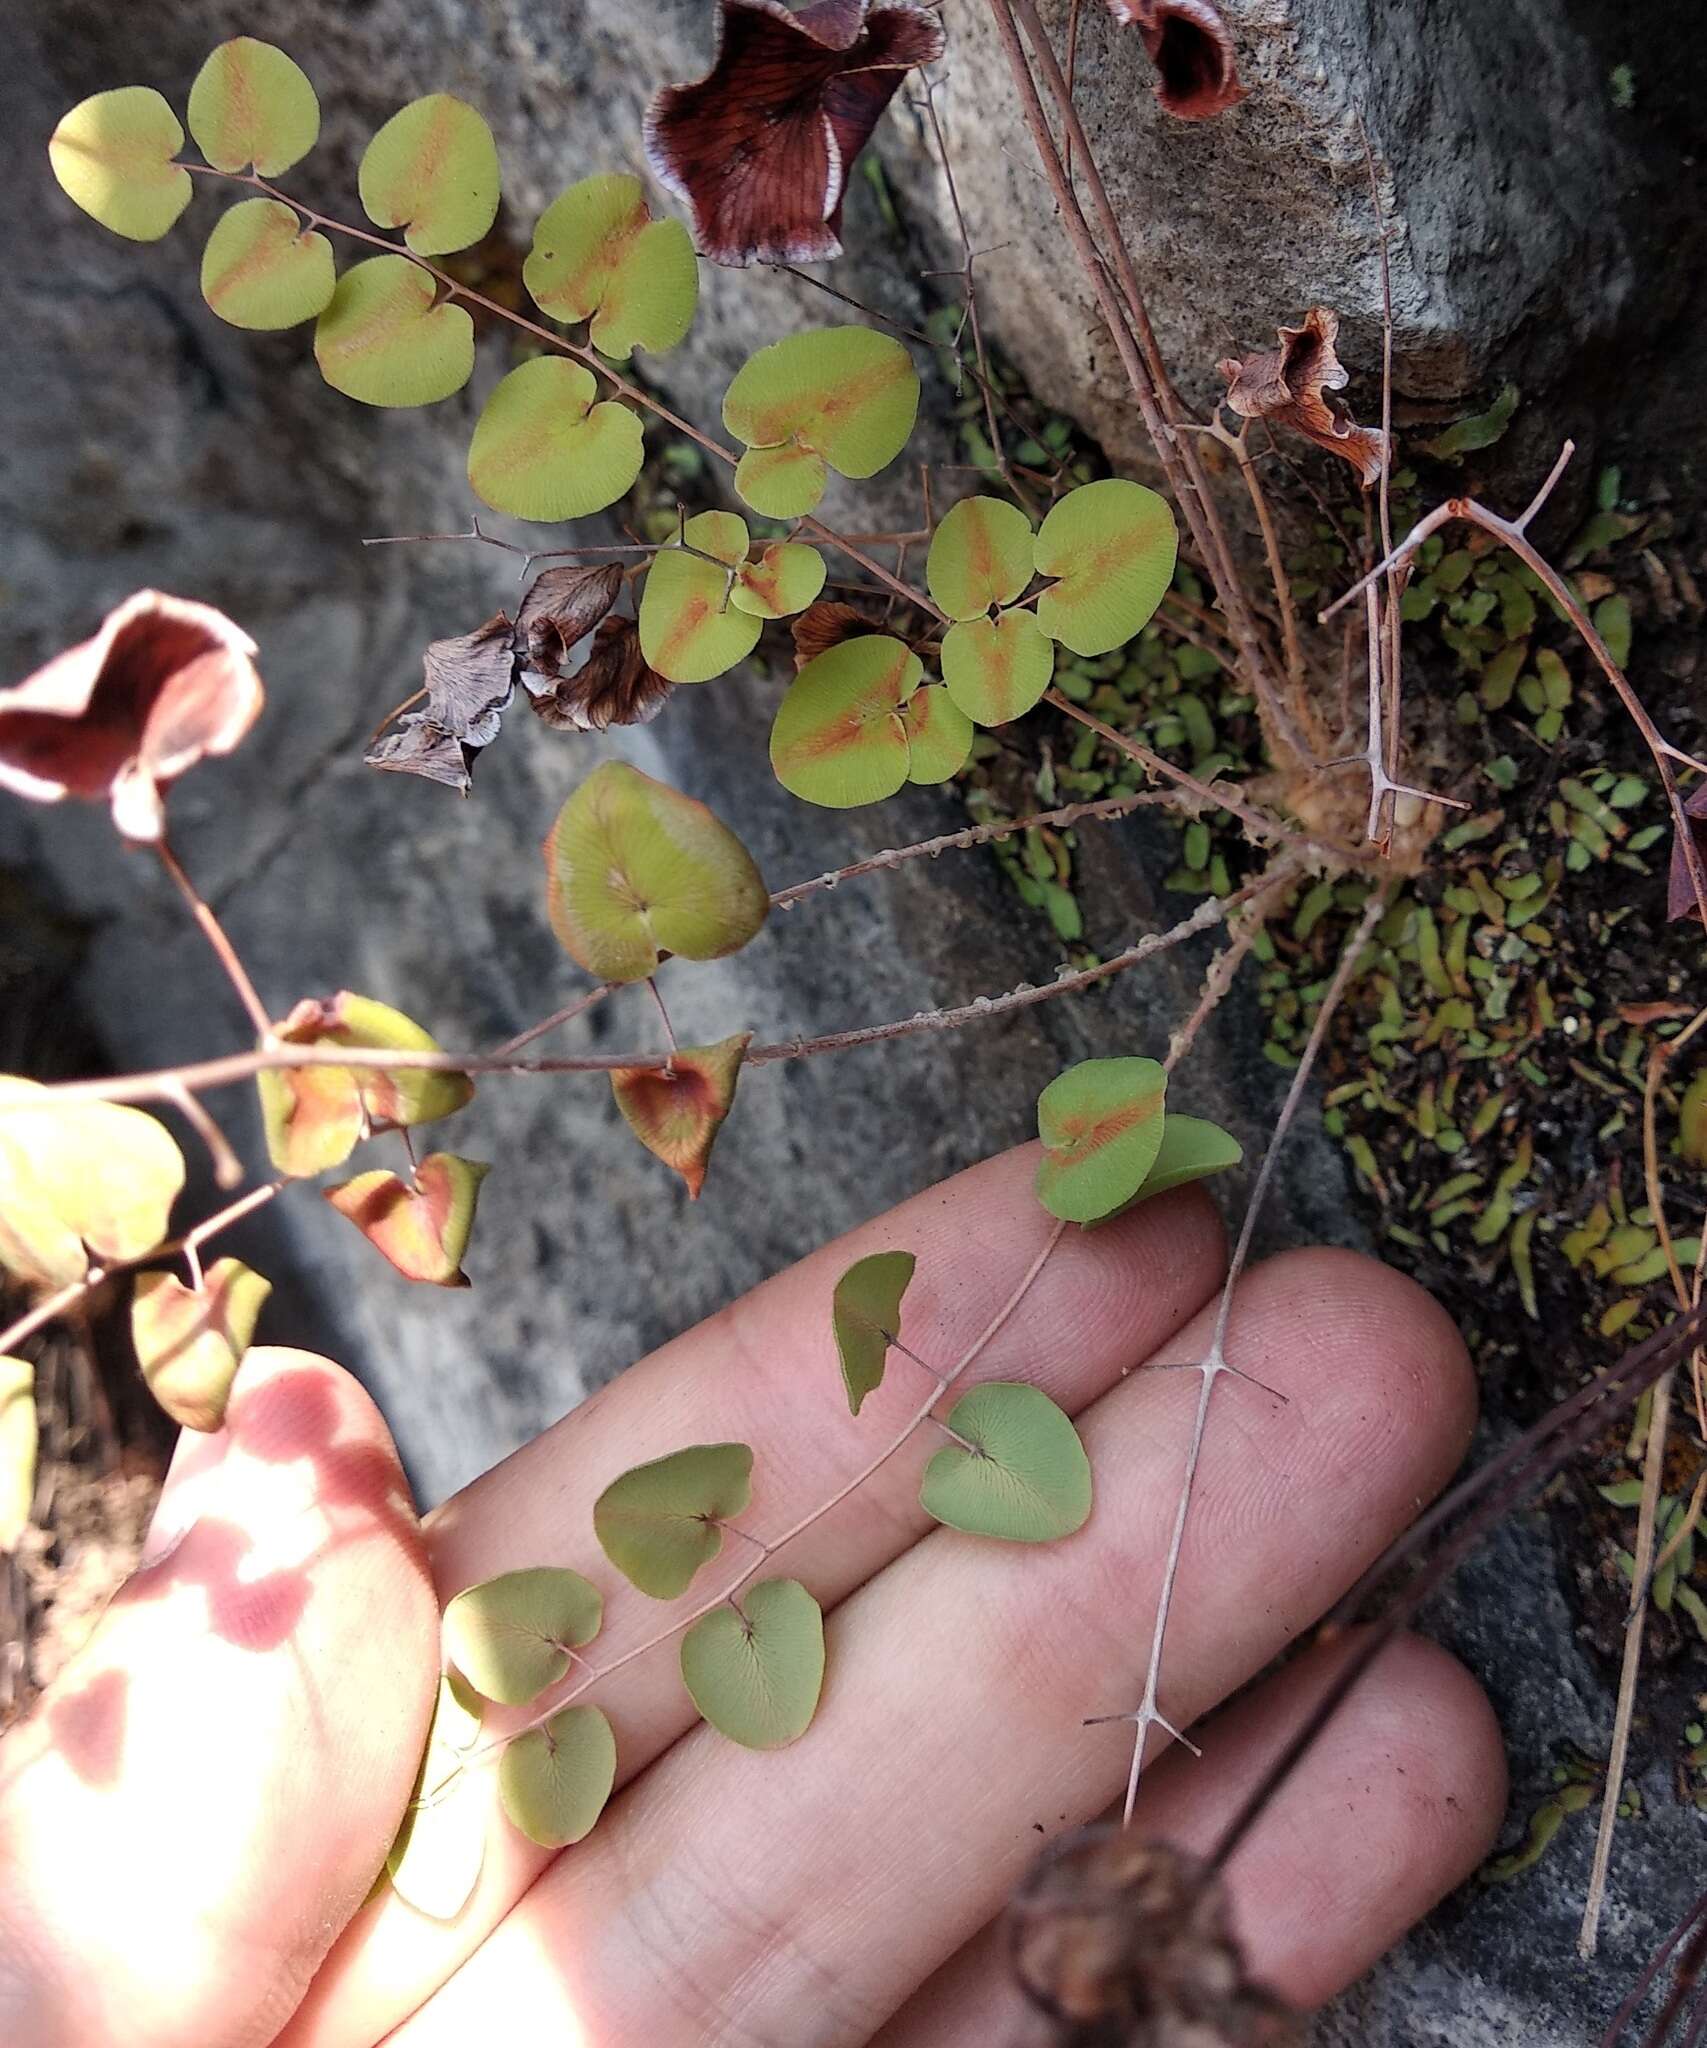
[[0, 1348, 438, 2048], [279, 1145, 1227, 2048], [388, 1248, 1476, 2047], [874, 1632, 1506, 2044]]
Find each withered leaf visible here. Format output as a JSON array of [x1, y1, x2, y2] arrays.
[[1009, 1830, 1299, 2047], [367, 612, 516, 796], [517, 563, 625, 679], [1667, 782, 1707, 924], [1218, 307, 1387, 486], [526, 615, 673, 733], [0, 590, 264, 842], [644, 0, 945, 268], [790, 598, 916, 670], [1105, 1, 1246, 121]]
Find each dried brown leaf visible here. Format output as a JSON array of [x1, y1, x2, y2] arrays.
[[644, 0, 945, 268], [0, 590, 263, 841], [367, 612, 516, 794], [517, 564, 625, 677], [1008, 1830, 1299, 2047], [1105, 0, 1246, 121], [526, 615, 674, 732], [1218, 307, 1387, 486], [791, 599, 899, 669], [1667, 782, 1707, 924]]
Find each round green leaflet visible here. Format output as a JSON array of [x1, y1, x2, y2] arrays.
[[443, 1566, 604, 1706], [723, 326, 919, 518], [926, 496, 1034, 621], [543, 761, 770, 984], [639, 511, 763, 683], [524, 172, 698, 359], [940, 610, 1055, 727], [358, 93, 500, 256], [187, 38, 320, 175], [899, 684, 975, 786], [499, 1704, 617, 1849], [387, 1672, 485, 1920], [1127, 1113, 1242, 1205], [832, 1249, 916, 1416], [48, 87, 192, 243], [680, 1578, 825, 1750], [730, 541, 828, 622], [467, 358, 644, 522], [919, 1382, 1092, 1543], [1033, 1056, 1169, 1226], [200, 198, 335, 331], [593, 1441, 754, 1599], [769, 635, 921, 809], [1033, 480, 1178, 658], [313, 257, 474, 407]]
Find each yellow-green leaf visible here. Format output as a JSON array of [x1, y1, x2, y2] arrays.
[[314, 256, 474, 407], [920, 1382, 1092, 1543], [769, 634, 920, 809], [444, 1566, 604, 1706], [611, 1032, 750, 1200], [324, 1153, 489, 1287], [0, 1357, 37, 1553], [1131, 1113, 1242, 1203], [681, 1577, 824, 1749], [724, 326, 918, 518], [1033, 480, 1178, 657], [0, 1079, 184, 1289], [466, 357, 643, 522], [1033, 1057, 1169, 1225], [49, 87, 191, 243], [524, 171, 697, 358], [187, 38, 320, 175], [358, 93, 500, 256], [131, 1257, 271, 1432], [593, 1441, 753, 1598], [543, 761, 769, 983], [731, 542, 827, 621], [200, 197, 335, 330], [941, 610, 1054, 727], [638, 512, 763, 684], [831, 1249, 916, 1416], [927, 496, 1034, 620], [899, 682, 974, 785], [499, 1704, 616, 1848]]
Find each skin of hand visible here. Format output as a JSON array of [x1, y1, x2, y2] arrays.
[[0, 1144, 1505, 2048]]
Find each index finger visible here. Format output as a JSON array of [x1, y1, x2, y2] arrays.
[[280, 1143, 1228, 2048]]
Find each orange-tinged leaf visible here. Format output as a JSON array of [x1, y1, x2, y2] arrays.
[[200, 197, 336, 331], [467, 358, 644, 523], [941, 610, 1054, 726], [926, 495, 1034, 620], [358, 94, 500, 256], [638, 511, 763, 684], [131, 1257, 272, 1432], [187, 38, 321, 175], [732, 541, 827, 621], [257, 993, 473, 1179], [324, 1153, 489, 1286], [49, 87, 191, 243], [769, 633, 918, 808], [899, 682, 974, 785], [724, 326, 918, 517], [1033, 480, 1178, 657], [611, 1032, 750, 1199], [543, 761, 769, 983], [1033, 1057, 1169, 1224], [524, 172, 698, 357], [314, 256, 474, 408], [1218, 307, 1386, 485]]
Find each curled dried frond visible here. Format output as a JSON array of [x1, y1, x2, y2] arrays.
[[1008, 1829, 1298, 2046], [1218, 307, 1387, 486], [526, 615, 673, 733], [0, 590, 263, 841], [644, 0, 945, 267], [1668, 784, 1707, 924], [790, 598, 893, 669], [1105, 0, 1246, 121]]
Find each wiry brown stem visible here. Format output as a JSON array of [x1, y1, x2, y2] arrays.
[[157, 838, 273, 1041]]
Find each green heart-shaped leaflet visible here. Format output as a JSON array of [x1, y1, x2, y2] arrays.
[[920, 1382, 1092, 1543], [593, 1441, 754, 1598], [680, 1577, 825, 1749], [831, 1249, 916, 1415], [1033, 1057, 1167, 1225], [443, 1566, 604, 1705]]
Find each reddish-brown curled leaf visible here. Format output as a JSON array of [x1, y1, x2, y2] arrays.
[[790, 599, 889, 670], [366, 611, 517, 794], [526, 615, 674, 734], [517, 565, 624, 680], [1667, 783, 1707, 924], [131, 1257, 272, 1432], [0, 590, 263, 841], [610, 1032, 751, 1199], [644, 0, 945, 268], [1105, 0, 1247, 121], [1218, 307, 1387, 486], [324, 1152, 489, 1286]]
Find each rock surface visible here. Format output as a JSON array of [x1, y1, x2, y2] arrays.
[[5, 4, 1701, 2044]]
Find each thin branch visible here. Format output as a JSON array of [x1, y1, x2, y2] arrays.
[[1162, 872, 1291, 1073], [156, 838, 272, 1040], [490, 984, 618, 1060], [1112, 888, 1389, 1822]]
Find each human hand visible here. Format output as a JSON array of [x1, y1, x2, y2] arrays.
[[0, 1144, 1503, 2047]]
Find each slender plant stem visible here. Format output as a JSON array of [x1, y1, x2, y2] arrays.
[[447, 1218, 1070, 1778], [1114, 888, 1388, 1822], [157, 838, 273, 1040]]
